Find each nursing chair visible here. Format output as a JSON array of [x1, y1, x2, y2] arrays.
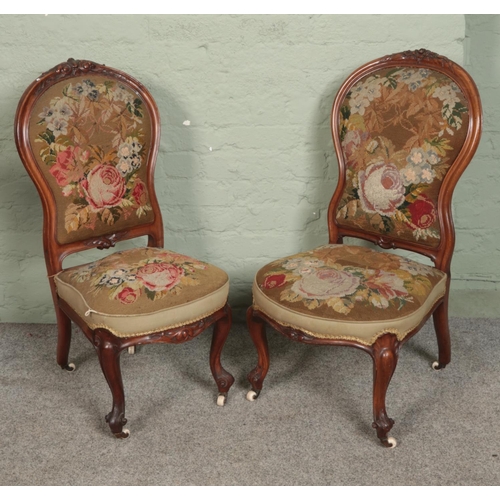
[[15, 59, 234, 438], [246, 49, 482, 447]]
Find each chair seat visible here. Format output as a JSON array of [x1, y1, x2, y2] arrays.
[[253, 244, 446, 345], [55, 247, 229, 338]]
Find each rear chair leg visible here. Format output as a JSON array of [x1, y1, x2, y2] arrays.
[[56, 307, 75, 372], [246, 307, 269, 401], [432, 296, 451, 370]]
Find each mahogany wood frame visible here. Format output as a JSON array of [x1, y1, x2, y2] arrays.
[[15, 59, 234, 438], [246, 49, 482, 447]]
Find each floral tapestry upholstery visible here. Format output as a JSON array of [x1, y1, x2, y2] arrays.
[[54, 247, 229, 337], [335, 67, 469, 248], [28, 76, 155, 245], [253, 245, 447, 344]]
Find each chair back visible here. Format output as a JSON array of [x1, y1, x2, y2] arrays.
[[329, 49, 482, 273], [15, 59, 164, 274]]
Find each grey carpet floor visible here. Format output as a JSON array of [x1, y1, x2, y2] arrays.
[[0, 318, 499, 486]]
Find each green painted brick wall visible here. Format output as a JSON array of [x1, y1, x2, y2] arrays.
[[451, 15, 500, 316], [0, 14, 495, 323]]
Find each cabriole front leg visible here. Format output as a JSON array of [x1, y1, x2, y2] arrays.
[[94, 329, 129, 439], [210, 304, 235, 407], [371, 333, 400, 448], [246, 307, 269, 401]]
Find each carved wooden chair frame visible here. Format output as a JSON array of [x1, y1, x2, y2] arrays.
[[245, 49, 482, 447], [15, 59, 234, 438]]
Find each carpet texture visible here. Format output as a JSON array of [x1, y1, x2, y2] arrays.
[[0, 318, 499, 485]]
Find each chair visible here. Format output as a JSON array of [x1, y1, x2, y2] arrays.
[[245, 49, 482, 447], [14, 59, 234, 438]]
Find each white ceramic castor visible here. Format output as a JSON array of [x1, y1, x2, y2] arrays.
[[116, 428, 130, 439], [128, 346, 136, 355], [217, 394, 226, 407], [246, 390, 258, 402], [432, 361, 441, 371], [387, 437, 397, 448]]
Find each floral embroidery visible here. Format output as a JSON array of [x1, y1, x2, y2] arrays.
[[82, 164, 126, 210], [69, 250, 208, 304], [336, 68, 469, 246], [397, 258, 437, 277], [34, 78, 152, 235], [291, 268, 361, 300], [136, 262, 184, 293], [365, 270, 407, 309], [259, 245, 444, 316], [262, 274, 287, 289], [358, 161, 406, 216], [407, 194, 437, 230]]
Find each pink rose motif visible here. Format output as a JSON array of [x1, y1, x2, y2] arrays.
[[131, 180, 148, 206], [358, 161, 405, 216], [49, 146, 83, 187], [49, 148, 74, 186], [291, 268, 360, 300], [262, 274, 286, 289], [117, 287, 139, 304], [82, 164, 126, 210], [137, 262, 184, 292]]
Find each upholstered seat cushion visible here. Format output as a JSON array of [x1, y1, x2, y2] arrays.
[[253, 244, 447, 345], [55, 247, 229, 338]]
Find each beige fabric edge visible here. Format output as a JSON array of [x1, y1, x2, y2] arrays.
[[252, 275, 447, 345], [55, 277, 229, 338]]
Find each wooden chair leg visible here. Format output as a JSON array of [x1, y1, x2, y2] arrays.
[[246, 306, 269, 401], [371, 333, 400, 448], [432, 296, 451, 370], [93, 329, 129, 439], [56, 307, 75, 372], [209, 305, 235, 406]]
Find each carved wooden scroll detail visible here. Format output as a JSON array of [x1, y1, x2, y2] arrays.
[[129, 315, 220, 347], [35, 58, 99, 95], [384, 48, 456, 72], [85, 232, 128, 250], [376, 236, 397, 250]]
